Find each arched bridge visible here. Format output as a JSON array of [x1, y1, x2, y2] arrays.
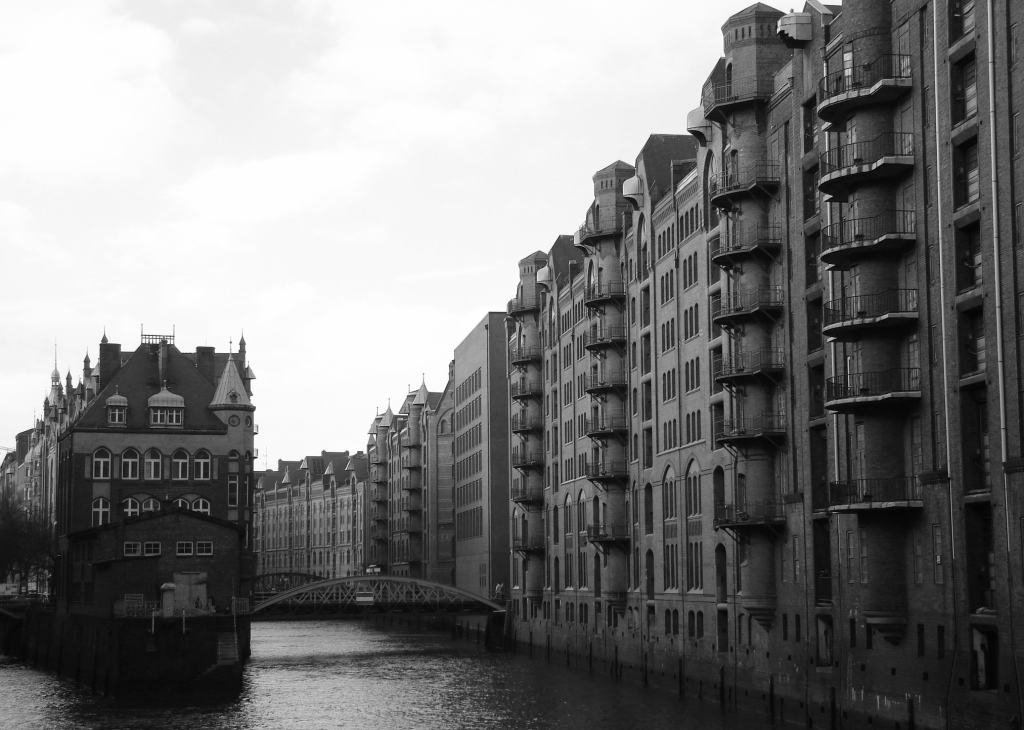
[[251, 574, 505, 615]]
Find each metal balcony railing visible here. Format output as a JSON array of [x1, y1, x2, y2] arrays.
[[509, 345, 543, 364], [716, 412, 787, 440], [715, 348, 785, 378], [510, 413, 544, 432], [711, 224, 783, 260], [585, 461, 628, 480], [511, 451, 545, 469], [823, 289, 918, 326], [819, 54, 912, 103], [710, 160, 781, 200], [584, 281, 627, 304], [509, 380, 543, 399], [826, 368, 921, 402], [584, 371, 627, 392], [511, 483, 544, 503], [821, 210, 916, 255], [512, 535, 546, 551], [586, 523, 630, 542], [507, 296, 539, 315], [576, 221, 622, 243], [712, 286, 784, 320], [582, 327, 627, 348], [713, 500, 785, 527], [827, 476, 922, 507], [702, 76, 775, 111], [820, 133, 914, 176], [583, 415, 629, 436]]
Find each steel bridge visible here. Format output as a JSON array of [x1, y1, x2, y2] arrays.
[[251, 574, 504, 615]]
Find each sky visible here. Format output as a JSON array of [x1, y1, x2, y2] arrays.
[[0, 0, 796, 468]]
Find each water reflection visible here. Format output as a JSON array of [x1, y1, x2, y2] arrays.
[[1, 620, 762, 730]]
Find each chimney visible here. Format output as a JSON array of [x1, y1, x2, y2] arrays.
[[98, 340, 122, 391], [159, 339, 169, 385], [196, 347, 215, 384]]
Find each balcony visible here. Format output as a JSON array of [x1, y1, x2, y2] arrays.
[[711, 286, 784, 327], [582, 327, 627, 351], [511, 481, 545, 505], [709, 160, 781, 210], [716, 413, 787, 447], [507, 295, 539, 317], [825, 368, 921, 412], [399, 497, 422, 512], [400, 436, 421, 449], [370, 487, 388, 504], [401, 479, 422, 492], [512, 535, 546, 553], [524, 588, 544, 603], [583, 414, 629, 439], [372, 526, 389, 542], [818, 54, 913, 124], [401, 453, 421, 470], [713, 500, 786, 531], [586, 523, 630, 545], [819, 133, 914, 200], [510, 413, 544, 434], [511, 450, 545, 470], [370, 454, 387, 467], [820, 210, 916, 268], [822, 289, 919, 339], [575, 220, 623, 246], [824, 476, 923, 512], [584, 281, 626, 307], [509, 345, 543, 366], [585, 460, 629, 485], [710, 224, 783, 268], [715, 348, 785, 385], [510, 379, 543, 401], [702, 76, 775, 120], [584, 370, 627, 396], [371, 505, 388, 522], [370, 466, 388, 484]]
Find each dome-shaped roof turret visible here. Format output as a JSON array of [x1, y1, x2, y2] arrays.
[[105, 386, 128, 408], [148, 383, 185, 409]]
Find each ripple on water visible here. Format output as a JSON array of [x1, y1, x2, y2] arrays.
[[0, 621, 766, 730]]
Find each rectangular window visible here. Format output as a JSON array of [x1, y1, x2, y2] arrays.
[[846, 530, 855, 583], [938, 626, 946, 658], [176, 542, 193, 556], [144, 541, 161, 556], [793, 535, 801, 582], [196, 541, 213, 556], [124, 541, 141, 557], [933, 524, 945, 584], [229, 475, 239, 507], [917, 623, 926, 656], [859, 529, 868, 583]]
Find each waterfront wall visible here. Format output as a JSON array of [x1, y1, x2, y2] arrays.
[[6, 610, 251, 695]]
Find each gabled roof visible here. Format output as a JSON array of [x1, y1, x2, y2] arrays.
[[636, 134, 699, 205], [596, 160, 634, 176], [68, 502, 244, 540], [75, 343, 227, 431]]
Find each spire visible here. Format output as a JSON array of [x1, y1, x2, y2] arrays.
[[101, 328, 108, 344], [84, 349, 91, 368]]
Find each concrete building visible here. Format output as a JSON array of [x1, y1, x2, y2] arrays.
[[505, 1, 1024, 727], [453, 313, 510, 598]]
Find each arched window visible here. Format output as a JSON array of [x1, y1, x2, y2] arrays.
[[172, 450, 189, 480], [92, 497, 110, 526], [121, 449, 139, 480], [93, 449, 111, 479], [122, 497, 139, 517], [142, 498, 160, 513], [145, 449, 162, 480], [194, 450, 211, 480], [173, 498, 190, 509]]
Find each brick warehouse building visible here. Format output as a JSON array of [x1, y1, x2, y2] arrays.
[[505, 1, 1024, 728], [54, 332, 256, 616]]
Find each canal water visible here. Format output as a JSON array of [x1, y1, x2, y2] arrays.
[[1, 620, 765, 729]]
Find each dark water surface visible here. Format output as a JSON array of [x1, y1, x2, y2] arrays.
[[1, 620, 765, 729]]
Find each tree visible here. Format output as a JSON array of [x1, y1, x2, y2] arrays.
[[0, 492, 54, 593]]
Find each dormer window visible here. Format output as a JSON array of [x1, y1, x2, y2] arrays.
[[105, 387, 128, 426], [147, 383, 184, 428], [150, 408, 183, 426]]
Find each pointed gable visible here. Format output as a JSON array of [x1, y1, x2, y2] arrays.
[[210, 354, 253, 410]]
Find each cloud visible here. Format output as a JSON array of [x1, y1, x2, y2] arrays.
[[0, 2, 182, 185], [179, 17, 220, 37], [167, 145, 384, 224]]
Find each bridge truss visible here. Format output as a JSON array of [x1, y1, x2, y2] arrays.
[[251, 575, 504, 615]]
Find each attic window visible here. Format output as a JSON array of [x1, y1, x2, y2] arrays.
[[150, 407, 183, 427], [229, 390, 239, 403], [108, 405, 126, 425]]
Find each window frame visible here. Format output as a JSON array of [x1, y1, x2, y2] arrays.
[[93, 449, 111, 480], [196, 541, 213, 556], [144, 541, 161, 556], [176, 541, 194, 556], [124, 541, 142, 557], [144, 449, 162, 480], [91, 497, 111, 526], [121, 449, 139, 480], [172, 450, 189, 481]]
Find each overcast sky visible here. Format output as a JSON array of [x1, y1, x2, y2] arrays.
[[0, 0, 794, 468]]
